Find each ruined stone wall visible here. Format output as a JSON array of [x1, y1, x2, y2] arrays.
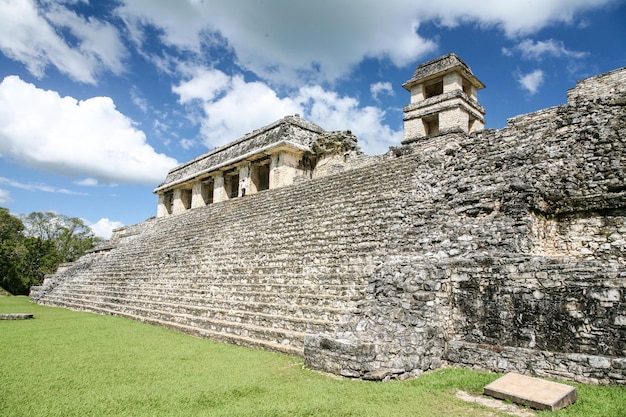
[[32, 68, 626, 384], [567, 67, 626, 102], [159, 115, 323, 188], [306, 68, 626, 383], [31, 152, 421, 356]]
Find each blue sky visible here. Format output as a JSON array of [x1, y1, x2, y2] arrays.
[[0, 0, 625, 239]]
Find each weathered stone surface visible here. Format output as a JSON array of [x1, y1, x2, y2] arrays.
[[157, 115, 325, 189], [30, 62, 626, 385], [484, 372, 577, 411], [0, 313, 34, 320]]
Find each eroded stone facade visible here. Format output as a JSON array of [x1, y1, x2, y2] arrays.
[[402, 53, 485, 142], [31, 56, 626, 385], [154, 115, 363, 217]]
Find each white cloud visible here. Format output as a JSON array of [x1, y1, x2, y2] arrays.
[[173, 69, 402, 155], [89, 217, 124, 240], [295, 86, 401, 155], [0, 0, 126, 84], [0, 188, 12, 204], [370, 82, 395, 101], [74, 178, 99, 187], [116, 0, 437, 84], [174, 66, 232, 103], [516, 69, 545, 95], [427, 0, 616, 36], [0, 76, 179, 185], [130, 87, 148, 113], [114, 0, 615, 85], [508, 39, 589, 60], [0, 176, 87, 195], [174, 69, 300, 148]]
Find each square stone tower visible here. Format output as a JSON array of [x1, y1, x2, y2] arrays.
[[402, 53, 485, 144]]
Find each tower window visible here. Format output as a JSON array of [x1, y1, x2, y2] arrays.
[[423, 115, 439, 136], [424, 79, 443, 98]]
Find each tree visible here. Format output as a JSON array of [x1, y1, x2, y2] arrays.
[[0, 207, 24, 242], [0, 208, 28, 294], [22, 237, 58, 288], [22, 212, 98, 263], [0, 209, 98, 295]]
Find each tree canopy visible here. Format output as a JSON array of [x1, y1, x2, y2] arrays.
[[0, 208, 98, 295]]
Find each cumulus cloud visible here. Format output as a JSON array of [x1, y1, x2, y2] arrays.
[[1, 0, 615, 88], [115, 0, 615, 85], [0, 76, 178, 185], [174, 69, 402, 154], [174, 68, 299, 147], [505, 38, 589, 60], [116, 0, 437, 84], [89, 217, 124, 240], [516, 69, 545, 95], [0, 0, 126, 84], [370, 82, 395, 101], [296, 86, 401, 155], [425, 0, 618, 36]]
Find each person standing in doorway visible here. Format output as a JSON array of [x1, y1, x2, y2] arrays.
[[240, 177, 247, 197]]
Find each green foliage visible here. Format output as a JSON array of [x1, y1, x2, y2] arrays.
[[2, 297, 625, 417], [0, 208, 97, 294], [0, 208, 28, 294], [22, 211, 99, 263], [22, 237, 59, 283]]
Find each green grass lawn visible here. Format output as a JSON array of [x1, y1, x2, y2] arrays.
[[1, 296, 625, 417]]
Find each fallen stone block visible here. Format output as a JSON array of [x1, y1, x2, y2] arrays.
[[484, 372, 577, 411], [0, 313, 34, 320]]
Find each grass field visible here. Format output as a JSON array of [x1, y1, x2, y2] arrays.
[[1, 296, 625, 417]]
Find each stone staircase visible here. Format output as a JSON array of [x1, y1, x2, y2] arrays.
[[32, 155, 416, 356]]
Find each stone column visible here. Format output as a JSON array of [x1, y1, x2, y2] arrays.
[[270, 152, 300, 189], [172, 188, 185, 215], [213, 173, 228, 203], [440, 107, 468, 133], [191, 181, 204, 209], [404, 116, 427, 140], [249, 164, 260, 194], [410, 82, 424, 103], [157, 193, 168, 218]]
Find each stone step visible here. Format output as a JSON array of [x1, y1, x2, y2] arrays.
[[484, 373, 577, 411], [80, 274, 368, 289], [47, 287, 357, 321], [40, 296, 308, 353], [63, 279, 364, 297], [41, 292, 344, 335], [60, 286, 361, 311], [32, 156, 414, 356]]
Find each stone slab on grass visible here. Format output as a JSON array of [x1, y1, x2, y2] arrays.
[[0, 313, 34, 320], [484, 372, 577, 411]]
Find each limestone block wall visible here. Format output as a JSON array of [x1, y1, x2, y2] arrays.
[[32, 67, 626, 384], [31, 152, 421, 356], [305, 68, 626, 383], [567, 67, 626, 102], [160, 115, 323, 187]]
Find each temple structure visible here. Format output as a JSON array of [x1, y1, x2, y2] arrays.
[[154, 115, 362, 217], [155, 53, 486, 217], [31, 54, 626, 385], [402, 53, 485, 142]]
